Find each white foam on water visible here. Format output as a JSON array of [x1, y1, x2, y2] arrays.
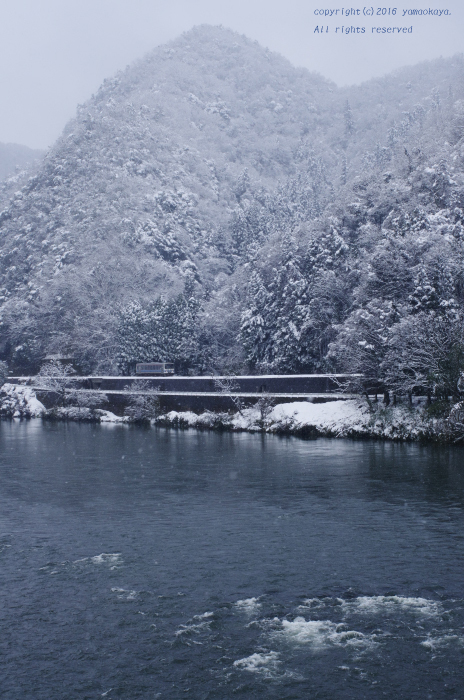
[[233, 651, 281, 677], [298, 597, 337, 612], [39, 553, 123, 576], [421, 634, 464, 651], [235, 597, 262, 614], [343, 596, 442, 618], [90, 553, 122, 565], [39, 560, 72, 575], [175, 613, 214, 639], [73, 553, 122, 569], [277, 617, 376, 652], [175, 621, 211, 636], [302, 597, 326, 607], [111, 587, 138, 600], [193, 611, 214, 620]]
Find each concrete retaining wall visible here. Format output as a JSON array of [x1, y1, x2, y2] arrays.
[[42, 373, 359, 394], [35, 388, 347, 415], [13, 373, 363, 416]]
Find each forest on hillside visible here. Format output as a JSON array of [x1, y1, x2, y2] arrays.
[[0, 142, 44, 182], [0, 26, 464, 404]]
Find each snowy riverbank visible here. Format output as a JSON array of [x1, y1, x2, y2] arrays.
[[155, 400, 438, 441], [0, 383, 452, 442]]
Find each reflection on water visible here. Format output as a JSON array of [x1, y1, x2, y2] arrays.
[[1, 421, 464, 699]]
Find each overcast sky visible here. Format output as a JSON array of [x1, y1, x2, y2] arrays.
[[1, 0, 462, 149]]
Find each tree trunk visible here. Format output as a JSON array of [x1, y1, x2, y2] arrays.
[[364, 392, 373, 410]]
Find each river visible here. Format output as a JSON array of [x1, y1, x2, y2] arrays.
[[1, 420, 464, 698]]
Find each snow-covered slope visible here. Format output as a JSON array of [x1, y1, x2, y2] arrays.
[[0, 25, 463, 378], [0, 26, 340, 371], [0, 142, 44, 182]]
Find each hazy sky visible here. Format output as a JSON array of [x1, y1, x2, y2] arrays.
[[1, 0, 462, 149]]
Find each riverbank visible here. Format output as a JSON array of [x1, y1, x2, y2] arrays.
[[155, 399, 439, 441], [0, 382, 455, 442]]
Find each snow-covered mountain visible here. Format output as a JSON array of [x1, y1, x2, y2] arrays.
[[0, 25, 463, 382], [0, 142, 44, 182]]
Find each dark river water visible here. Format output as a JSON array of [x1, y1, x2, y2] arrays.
[[1, 421, 464, 699]]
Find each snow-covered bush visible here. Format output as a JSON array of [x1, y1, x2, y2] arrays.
[[0, 384, 44, 418], [33, 360, 77, 403], [123, 380, 160, 423], [0, 361, 8, 387]]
